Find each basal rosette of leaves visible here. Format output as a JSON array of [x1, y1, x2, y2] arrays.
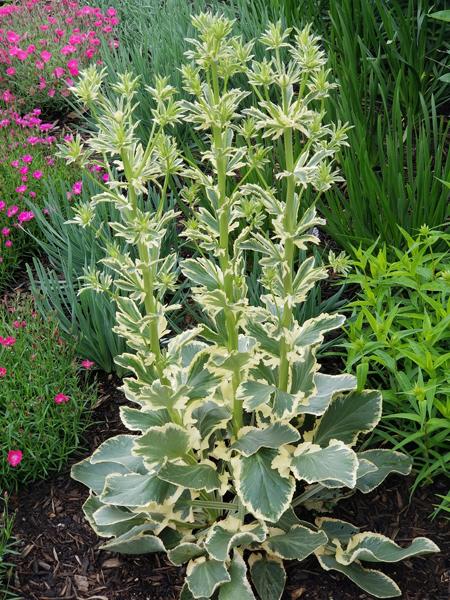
[[0, 0, 118, 115], [62, 15, 439, 600]]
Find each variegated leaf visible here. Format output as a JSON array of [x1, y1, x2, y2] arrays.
[[249, 554, 286, 600], [291, 440, 358, 488], [186, 558, 231, 599], [219, 551, 256, 600], [99, 524, 166, 554], [90, 435, 144, 473], [133, 424, 190, 465], [71, 457, 129, 495], [168, 543, 205, 566], [355, 450, 412, 493], [264, 525, 327, 560], [205, 518, 267, 561], [101, 473, 177, 507], [232, 423, 300, 457], [157, 462, 221, 492]]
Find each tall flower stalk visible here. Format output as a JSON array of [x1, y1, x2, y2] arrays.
[[64, 15, 438, 600]]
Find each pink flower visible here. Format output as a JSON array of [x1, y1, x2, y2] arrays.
[[102, 173, 109, 182], [18, 211, 34, 223], [7, 450, 23, 467], [5, 240, 12, 248], [0, 367, 6, 377], [81, 359, 95, 369], [40, 50, 52, 63], [67, 58, 79, 77], [32, 170, 43, 179], [0, 335, 16, 346], [0, 201, 5, 211], [6, 30, 20, 44], [19, 166, 28, 175], [7, 206, 18, 217], [53, 66, 65, 78], [12, 320, 26, 329], [72, 181, 82, 195], [16, 185, 27, 194], [22, 154, 33, 163], [1, 228, 10, 237], [54, 392, 70, 405], [6, 67, 16, 76]]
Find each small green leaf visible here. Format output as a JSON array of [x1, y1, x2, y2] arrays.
[[249, 554, 286, 600], [219, 551, 256, 600], [232, 423, 300, 457], [186, 558, 230, 599], [158, 462, 221, 492], [233, 448, 295, 522], [265, 524, 327, 560], [317, 554, 401, 598], [429, 9, 450, 22], [314, 390, 382, 446]]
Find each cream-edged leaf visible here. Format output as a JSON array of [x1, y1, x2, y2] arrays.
[[168, 543, 205, 566], [99, 524, 166, 555], [218, 551, 256, 600], [249, 554, 286, 600], [120, 406, 170, 432], [291, 440, 358, 488], [133, 424, 190, 465], [264, 525, 327, 560], [157, 462, 221, 492], [232, 423, 300, 457], [205, 519, 267, 562], [298, 373, 357, 416], [186, 558, 231, 599], [100, 473, 177, 507], [71, 457, 129, 494], [91, 434, 144, 472], [356, 450, 412, 493]]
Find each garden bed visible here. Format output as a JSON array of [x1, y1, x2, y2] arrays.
[[9, 376, 449, 600]]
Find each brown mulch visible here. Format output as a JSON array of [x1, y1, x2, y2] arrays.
[[8, 375, 450, 600]]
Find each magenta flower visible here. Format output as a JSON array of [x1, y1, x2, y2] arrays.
[[7, 450, 23, 467], [1, 228, 10, 237], [6, 67, 16, 76], [15, 184, 27, 193], [32, 170, 43, 179], [72, 181, 82, 195], [40, 50, 52, 63], [22, 154, 33, 163], [0, 367, 6, 377], [5, 240, 12, 248], [67, 58, 79, 76], [7, 206, 18, 217], [18, 211, 34, 224], [81, 359, 95, 369], [54, 392, 70, 405], [0, 335, 16, 347]]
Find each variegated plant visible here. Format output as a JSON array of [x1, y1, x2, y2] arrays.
[[64, 14, 438, 600]]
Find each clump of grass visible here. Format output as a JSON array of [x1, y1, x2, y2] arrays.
[[0, 494, 18, 600], [0, 295, 96, 492]]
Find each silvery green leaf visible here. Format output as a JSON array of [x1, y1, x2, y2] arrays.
[[90, 435, 145, 473], [205, 519, 267, 562], [192, 401, 231, 439], [101, 473, 177, 507], [180, 583, 207, 600], [313, 390, 382, 446], [157, 462, 221, 492], [293, 313, 345, 348], [186, 354, 221, 400], [137, 381, 190, 411], [232, 423, 300, 457], [238, 380, 275, 411], [71, 457, 129, 494], [315, 517, 360, 544], [264, 524, 327, 560], [298, 373, 357, 416], [272, 389, 299, 419], [317, 554, 401, 598], [182, 258, 223, 291], [291, 440, 358, 488], [99, 524, 166, 554], [233, 448, 295, 522], [83, 495, 145, 538], [119, 406, 170, 432], [355, 450, 412, 493], [168, 543, 205, 566], [336, 532, 439, 565], [249, 554, 286, 600], [186, 558, 231, 599], [133, 424, 190, 465], [274, 507, 303, 532], [218, 551, 256, 600], [93, 505, 144, 527]]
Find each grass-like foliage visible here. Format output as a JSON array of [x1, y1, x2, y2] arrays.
[[0, 495, 18, 600], [0, 295, 96, 492], [62, 15, 438, 600], [344, 227, 450, 515]]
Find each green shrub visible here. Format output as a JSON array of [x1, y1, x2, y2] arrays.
[[344, 227, 450, 513], [61, 16, 438, 599], [0, 295, 96, 492]]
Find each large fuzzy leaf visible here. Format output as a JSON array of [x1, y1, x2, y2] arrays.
[[317, 554, 401, 598], [232, 448, 295, 522], [99, 524, 166, 555], [249, 554, 286, 600], [219, 551, 256, 600], [314, 390, 382, 446], [232, 423, 300, 457], [157, 462, 221, 492], [336, 532, 439, 565], [290, 440, 358, 488], [264, 525, 327, 560], [186, 558, 230, 599], [356, 450, 412, 493], [90, 435, 144, 472], [205, 518, 267, 561], [133, 424, 190, 465], [101, 473, 177, 507], [71, 457, 129, 494]]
